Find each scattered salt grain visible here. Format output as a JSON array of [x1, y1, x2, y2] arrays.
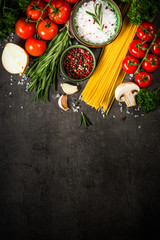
[[55, 94, 60, 99], [72, 107, 79, 112], [138, 126, 141, 129], [9, 92, 12, 95], [141, 114, 144, 117], [9, 105, 11, 108], [113, 115, 115, 118], [129, 74, 133, 77], [134, 115, 139, 118], [126, 109, 131, 114], [21, 106, 24, 109]]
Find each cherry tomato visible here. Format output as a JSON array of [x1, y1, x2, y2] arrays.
[[151, 37, 160, 56], [135, 71, 153, 88], [137, 22, 157, 42], [26, 0, 47, 21], [37, 19, 58, 40], [43, 0, 50, 2], [48, 0, 71, 24], [15, 18, 36, 39], [142, 54, 160, 73], [25, 37, 46, 56], [129, 39, 148, 58], [66, 0, 79, 4], [122, 56, 139, 74]]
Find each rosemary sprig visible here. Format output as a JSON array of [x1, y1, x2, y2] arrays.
[[86, 3, 104, 32], [25, 27, 72, 101], [78, 112, 92, 129]]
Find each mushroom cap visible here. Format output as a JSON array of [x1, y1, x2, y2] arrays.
[[115, 82, 140, 101]]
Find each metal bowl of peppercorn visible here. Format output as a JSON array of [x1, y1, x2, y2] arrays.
[[69, 0, 122, 48], [60, 45, 96, 81]]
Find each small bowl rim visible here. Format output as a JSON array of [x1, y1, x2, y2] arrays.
[[69, 0, 123, 48], [60, 44, 96, 82]]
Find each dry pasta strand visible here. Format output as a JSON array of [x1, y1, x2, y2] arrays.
[[81, 4, 138, 114]]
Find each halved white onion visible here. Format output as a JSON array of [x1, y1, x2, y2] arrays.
[[1, 43, 29, 74], [61, 83, 78, 95]]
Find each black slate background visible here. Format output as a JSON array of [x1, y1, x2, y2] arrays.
[[0, 5, 160, 240]]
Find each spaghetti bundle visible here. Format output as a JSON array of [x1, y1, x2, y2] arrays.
[[81, 5, 138, 114]]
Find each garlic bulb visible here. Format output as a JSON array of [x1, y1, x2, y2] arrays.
[[1, 43, 29, 74]]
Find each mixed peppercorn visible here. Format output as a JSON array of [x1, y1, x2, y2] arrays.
[[63, 48, 94, 79]]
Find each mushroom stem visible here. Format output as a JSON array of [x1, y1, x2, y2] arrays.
[[122, 92, 137, 107]]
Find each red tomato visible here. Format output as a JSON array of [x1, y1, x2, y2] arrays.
[[151, 37, 160, 56], [37, 19, 58, 40], [26, 0, 47, 21], [25, 37, 46, 56], [122, 56, 139, 74], [142, 54, 160, 72], [15, 18, 36, 39], [66, 0, 79, 4], [48, 0, 71, 24], [129, 39, 148, 58], [137, 22, 157, 42], [135, 71, 153, 88], [43, 0, 50, 2]]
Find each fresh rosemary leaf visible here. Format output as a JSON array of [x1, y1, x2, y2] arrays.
[[79, 112, 92, 129], [78, 114, 83, 128], [98, 4, 102, 19]]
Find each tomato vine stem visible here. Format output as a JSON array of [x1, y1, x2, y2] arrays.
[[134, 28, 160, 75]]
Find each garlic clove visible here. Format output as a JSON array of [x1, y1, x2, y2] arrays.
[[2, 43, 29, 74], [58, 95, 69, 111], [61, 83, 78, 95]]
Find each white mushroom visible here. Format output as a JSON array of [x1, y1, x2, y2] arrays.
[[115, 82, 140, 107]]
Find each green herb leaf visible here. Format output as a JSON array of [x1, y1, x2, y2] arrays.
[[137, 87, 160, 113], [86, 4, 104, 32], [25, 28, 72, 101], [115, 0, 160, 25], [79, 112, 92, 129]]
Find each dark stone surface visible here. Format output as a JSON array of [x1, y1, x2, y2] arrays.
[[0, 10, 160, 240]]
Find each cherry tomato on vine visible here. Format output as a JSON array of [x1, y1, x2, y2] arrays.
[[37, 19, 58, 40], [129, 39, 148, 58], [135, 71, 153, 88], [26, 0, 47, 21], [15, 18, 36, 39], [151, 37, 160, 56], [122, 56, 139, 74], [142, 54, 160, 72], [48, 0, 71, 24], [66, 0, 79, 4], [25, 37, 46, 56], [137, 22, 157, 42]]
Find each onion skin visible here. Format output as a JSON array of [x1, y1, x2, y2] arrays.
[[1, 43, 29, 74]]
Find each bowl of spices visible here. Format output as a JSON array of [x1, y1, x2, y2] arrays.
[[60, 45, 96, 81], [70, 0, 122, 48]]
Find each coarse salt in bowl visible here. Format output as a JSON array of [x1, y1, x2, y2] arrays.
[[70, 0, 122, 48]]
